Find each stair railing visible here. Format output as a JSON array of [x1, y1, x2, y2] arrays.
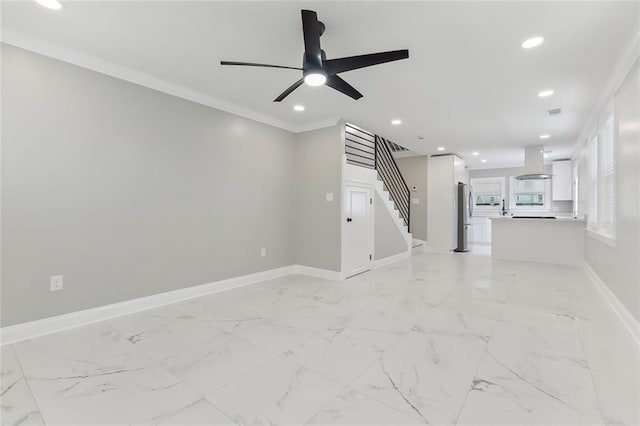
[[344, 123, 411, 231], [375, 135, 410, 231]]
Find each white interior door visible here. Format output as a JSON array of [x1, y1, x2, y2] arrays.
[[344, 185, 373, 278]]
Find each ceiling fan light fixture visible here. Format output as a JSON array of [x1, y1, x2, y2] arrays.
[[522, 36, 544, 49], [35, 0, 63, 9], [304, 72, 327, 87]]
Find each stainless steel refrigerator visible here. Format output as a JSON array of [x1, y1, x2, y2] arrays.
[[454, 182, 472, 252]]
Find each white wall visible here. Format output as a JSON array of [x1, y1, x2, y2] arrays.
[[1, 44, 297, 326], [575, 56, 640, 321], [396, 156, 428, 241], [294, 125, 344, 271], [427, 155, 457, 252]]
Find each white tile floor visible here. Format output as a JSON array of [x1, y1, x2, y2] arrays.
[[2, 252, 639, 425]]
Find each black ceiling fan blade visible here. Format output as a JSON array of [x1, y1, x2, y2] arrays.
[[301, 10, 323, 69], [220, 61, 302, 71], [326, 75, 363, 100], [324, 49, 409, 75], [273, 78, 305, 102]]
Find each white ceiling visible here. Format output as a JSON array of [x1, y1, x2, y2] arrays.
[[2, 1, 639, 169]]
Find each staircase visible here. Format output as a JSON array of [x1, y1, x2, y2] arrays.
[[345, 122, 411, 240]]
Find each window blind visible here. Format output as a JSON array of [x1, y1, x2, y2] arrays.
[[513, 179, 545, 194], [589, 135, 598, 226], [600, 114, 615, 233], [474, 181, 502, 195]]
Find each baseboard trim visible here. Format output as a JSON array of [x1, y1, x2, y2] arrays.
[[584, 262, 640, 347], [292, 265, 344, 281], [372, 250, 412, 269], [1, 265, 299, 345], [2, 257, 423, 345]]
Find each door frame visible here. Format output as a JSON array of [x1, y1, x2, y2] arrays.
[[341, 180, 375, 278]]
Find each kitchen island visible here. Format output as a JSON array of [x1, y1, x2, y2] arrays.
[[490, 216, 585, 266]]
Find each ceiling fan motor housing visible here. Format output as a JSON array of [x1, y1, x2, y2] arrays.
[[303, 50, 327, 74]]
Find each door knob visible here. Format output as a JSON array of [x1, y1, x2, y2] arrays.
[[346, 217, 352, 222]]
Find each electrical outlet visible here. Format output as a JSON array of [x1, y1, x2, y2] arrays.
[[50, 275, 63, 292], [326, 193, 334, 202], [260, 248, 267, 257]]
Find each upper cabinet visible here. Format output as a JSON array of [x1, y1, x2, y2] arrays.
[[552, 160, 573, 201]]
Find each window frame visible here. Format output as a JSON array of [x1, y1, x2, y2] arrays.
[[508, 176, 551, 212], [470, 177, 506, 212]]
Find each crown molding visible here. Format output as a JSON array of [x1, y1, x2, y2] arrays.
[[1, 29, 340, 134]]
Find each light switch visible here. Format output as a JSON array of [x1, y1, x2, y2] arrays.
[[326, 193, 334, 202], [412, 198, 420, 205]]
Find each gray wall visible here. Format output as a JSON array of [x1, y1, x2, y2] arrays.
[[1, 45, 297, 326], [374, 192, 408, 260], [293, 125, 343, 271], [396, 156, 428, 241], [583, 58, 640, 321], [469, 165, 573, 214]]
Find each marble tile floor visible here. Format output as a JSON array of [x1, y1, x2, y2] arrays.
[[2, 252, 639, 425]]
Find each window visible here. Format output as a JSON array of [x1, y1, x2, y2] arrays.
[[509, 177, 551, 210], [589, 135, 598, 226], [572, 163, 579, 218], [587, 113, 616, 239], [599, 114, 615, 235], [471, 177, 505, 211]]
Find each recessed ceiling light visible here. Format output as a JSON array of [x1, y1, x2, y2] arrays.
[[303, 72, 327, 87], [538, 89, 554, 98], [481, 159, 488, 163], [293, 105, 305, 112], [539, 134, 551, 139], [35, 0, 63, 9], [391, 119, 402, 125], [522, 36, 544, 49], [472, 152, 479, 156], [437, 147, 445, 151]]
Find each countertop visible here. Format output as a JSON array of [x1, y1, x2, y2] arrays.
[[489, 216, 585, 223]]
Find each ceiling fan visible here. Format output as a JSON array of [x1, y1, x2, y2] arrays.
[[220, 9, 409, 102]]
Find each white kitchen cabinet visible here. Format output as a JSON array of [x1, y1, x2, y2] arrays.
[[470, 216, 492, 244], [552, 160, 573, 201]]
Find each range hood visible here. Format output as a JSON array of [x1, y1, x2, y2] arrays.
[[516, 145, 552, 180]]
